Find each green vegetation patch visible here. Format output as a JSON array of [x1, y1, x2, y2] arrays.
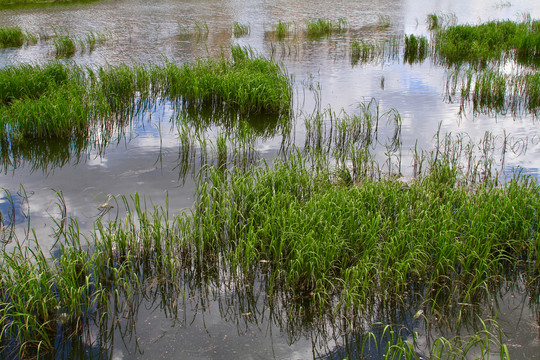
[[194, 157, 539, 306], [232, 21, 250, 37], [306, 18, 347, 38], [0, 27, 26, 48], [447, 67, 540, 116], [0, 46, 292, 141], [434, 19, 540, 65], [1, 152, 537, 357]]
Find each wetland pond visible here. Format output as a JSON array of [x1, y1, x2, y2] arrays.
[[0, 0, 540, 358]]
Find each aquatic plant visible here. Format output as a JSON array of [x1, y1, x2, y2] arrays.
[[306, 18, 347, 38], [273, 20, 292, 40], [426, 13, 458, 31], [232, 21, 250, 37], [54, 35, 76, 58], [404, 34, 429, 63], [83, 31, 109, 53], [178, 20, 209, 41], [427, 13, 440, 31], [434, 19, 540, 66], [0, 47, 292, 143], [155, 45, 292, 114], [1, 118, 538, 356], [446, 67, 540, 116], [0, 27, 25, 48], [351, 40, 381, 64]]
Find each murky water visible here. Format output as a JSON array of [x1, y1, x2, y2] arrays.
[[1, 0, 539, 358]]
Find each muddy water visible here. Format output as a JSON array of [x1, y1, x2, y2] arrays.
[[0, 0, 539, 358]]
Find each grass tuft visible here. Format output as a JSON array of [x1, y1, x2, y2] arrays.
[[0, 27, 25, 48], [306, 18, 347, 38], [232, 21, 250, 37]]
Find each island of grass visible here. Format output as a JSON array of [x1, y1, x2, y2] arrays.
[[1, 149, 538, 358], [0, 46, 292, 141], [432, 17, 540, 66]]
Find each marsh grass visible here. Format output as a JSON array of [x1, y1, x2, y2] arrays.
[[350, 37, 401, 65], [446, 67, 540, 116], [54, 35, 76, 58], [178, 20, 209, 41], [404, 34, 429, 64], [0, 27, 25, 48], [306, 18, 347, 38], [1, 121, 537, 356], [433, 18, 540, 67], [52, 31, 109, 57], [427, 13, 458, 31], [351, 40, 383, 64], [0, 47, 292, 143], [376, 15, 391, 29], [232, 22, 250, 38], [272, 20, 293, 40]]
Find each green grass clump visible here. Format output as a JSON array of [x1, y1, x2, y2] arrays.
[[233, 22, 250, 37], [153, 46, 292, 114], [306, 18, 347, 38], [190, 154, 540, 306], [0, 63, 70, 105], [404, 34, 429, 63], [273, 20, 292, 40], [434, 19, 540, 66], [0, 27, 25, 48], [54, 35, 76, 58], [0, 239, 109, 357], [351, 40, 380, 64], [447, 68, 540, 116], [0, 47, 291, 142]]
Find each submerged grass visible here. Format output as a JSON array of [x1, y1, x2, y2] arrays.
[[350, 36, 401, 65], [54, 35, 76, 58], [272, 20, 293, 41]]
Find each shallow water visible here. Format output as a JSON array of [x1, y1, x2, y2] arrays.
[[0, 0, 539, 358]]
